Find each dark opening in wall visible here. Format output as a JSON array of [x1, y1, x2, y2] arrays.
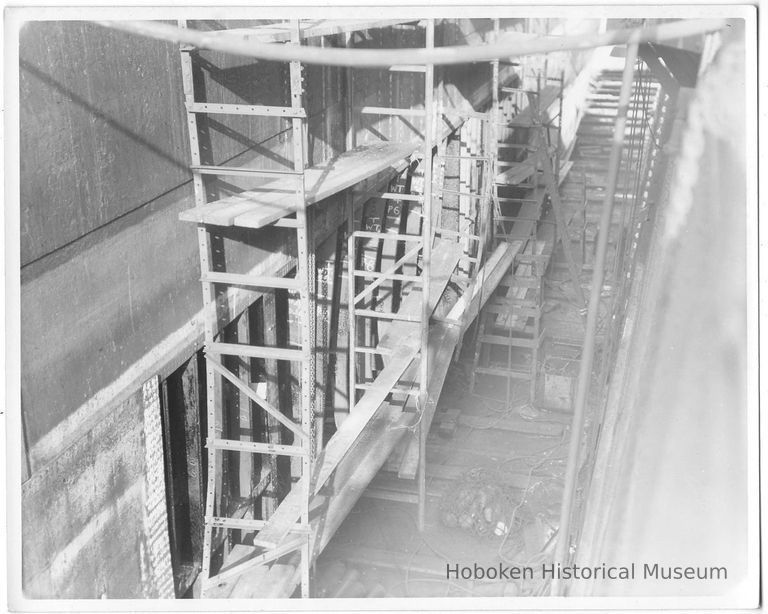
[[160, 352, 207, 598]]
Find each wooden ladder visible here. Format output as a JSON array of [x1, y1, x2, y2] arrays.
[[470, 65, 575, 404]]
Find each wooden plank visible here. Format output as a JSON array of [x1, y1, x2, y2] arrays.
[[179, 143, 417, 229], [208, 341, 303, 362], [496, 240, 547, 329], [378, 240, 463, 349], [495, 160, 538, 185]]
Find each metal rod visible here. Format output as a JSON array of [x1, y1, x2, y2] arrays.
[[550, 40, 639, 597], [99, 19, 726, 67], [347, 234, 357, 412], [418, 18, 435, 533], [288, 20, 312, 599], [353, 242, 422, 306]]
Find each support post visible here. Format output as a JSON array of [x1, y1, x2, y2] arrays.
[[418, 18, 435, 533], [550, 40, 639, 597]]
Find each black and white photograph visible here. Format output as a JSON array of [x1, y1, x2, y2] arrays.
[[4, 5, 760, 611]]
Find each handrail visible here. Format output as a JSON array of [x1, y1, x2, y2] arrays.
[[550, 39, 641, 597]]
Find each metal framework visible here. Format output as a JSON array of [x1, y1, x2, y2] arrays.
[[346, 19, 437, 530], [92, 15, 730, 600], [179, 20, 315, 598]]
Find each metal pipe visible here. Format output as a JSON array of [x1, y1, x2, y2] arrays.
[[550, 39, 639, 596], [417, 18, 435, 533], [96, 19, 725, 67]]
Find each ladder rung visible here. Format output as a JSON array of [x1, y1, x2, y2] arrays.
[[354, 309, 422, 322], [477, 333, 531, 346], [453, 109, 490, 120], [353, 345, 394, 356], [354, 271, 423, 282], [508, 275, 540, 288], [435, 228, 480, 240], [474, 366, 530, 378], [484, 304, 537, 316], [438, 154, 490, 161], [185, 102, 307, 118], [208, 438, 308, 457], [191, 165, 302, 179], [500, 86, 539, 94], [516, 254, 550, 265], [504, 336, 540, 349], [495, 196, 540, 204], [496, 216, 541, 223], [495, 120, 539, 127], [207, 517, 269, 531], [201, 272, 300, 290], [207, 516, 310, 534], [438, 188, 489, 200], [378, 192, 424, 202], [208, 341, 304, 362], [354, 191, 424, 203], [359, 106, 426, 118], [353, 231, 423, 242]]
